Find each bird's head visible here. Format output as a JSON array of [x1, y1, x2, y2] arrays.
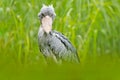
[[38, 4, 56, 22], [38, 4, 56, 33]]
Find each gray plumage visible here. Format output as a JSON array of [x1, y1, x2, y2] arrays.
[[38, 5, 80, 63]]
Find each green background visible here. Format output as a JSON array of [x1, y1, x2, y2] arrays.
[[0, 0, 120, 80]]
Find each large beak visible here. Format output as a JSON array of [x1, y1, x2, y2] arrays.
[[41, 16, 53, 33]]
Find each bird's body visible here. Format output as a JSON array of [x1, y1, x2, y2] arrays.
[[38, 5, 80, 63]]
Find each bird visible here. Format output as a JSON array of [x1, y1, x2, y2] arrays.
[[38, 4, 80, 63]]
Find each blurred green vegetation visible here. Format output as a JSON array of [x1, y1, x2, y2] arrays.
[[0, 0, 120, 80]]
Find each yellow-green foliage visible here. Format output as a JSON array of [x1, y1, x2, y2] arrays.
[[0, 0, 120, 80]]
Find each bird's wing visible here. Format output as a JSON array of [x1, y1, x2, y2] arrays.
[[48, 30, 80, 63], [52, 31, 76, 52]]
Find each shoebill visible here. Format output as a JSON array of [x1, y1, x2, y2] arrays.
[[38, 5, 80, 63]]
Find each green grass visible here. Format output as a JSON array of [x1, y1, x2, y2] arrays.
[[0, 0, 120, 80]]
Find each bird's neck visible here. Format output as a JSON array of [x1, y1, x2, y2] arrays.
[[41, 16, 53, 34]]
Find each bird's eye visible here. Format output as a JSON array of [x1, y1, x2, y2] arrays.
[[50, 14, 53, 17], [41, 13, 45, 17]]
